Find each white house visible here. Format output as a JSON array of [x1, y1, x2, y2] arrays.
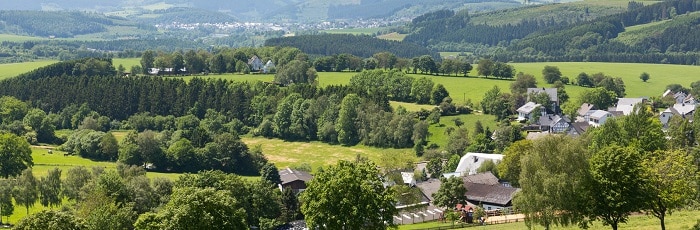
[[455, 153, 504, 176], [248, 55, 264, 72], [401, 172, 416, 187], [576, 103, 596, 122], [517, 102, 541, 122], [263, 60, 276, 73], [588, 110, 612, 127], [612, 98, 646, 115], [660, 103, 696, 127]]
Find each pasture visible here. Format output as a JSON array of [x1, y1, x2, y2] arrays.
[[0, 34, 46, 42], [242, 137, 418, 173], [0, 60, 58, 80], [398, 210, 700, 230]]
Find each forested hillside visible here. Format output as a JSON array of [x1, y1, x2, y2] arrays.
[[0, 11, 116, 37], [264, 34, 437, 59], [403, 0, 700, 64]]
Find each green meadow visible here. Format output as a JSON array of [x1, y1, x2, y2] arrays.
[[398, 210, 700, 230], [321, 28, 383, 35], [242, 137, 418, 173], [0, 60, 58, 80]]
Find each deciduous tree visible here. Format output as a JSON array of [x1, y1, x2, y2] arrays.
[[300, 160, 396, 230], [588, 145, 647, 230], [432, 176, 467, 209], [642, 150, 698, 230], [13, 168, 38, 215], [39, 168, 62, 208], [0, 132, 32, 178]]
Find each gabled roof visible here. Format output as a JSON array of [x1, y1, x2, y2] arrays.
[[248, 55, 261, 64], [463, 172, 499, 185], [672, 103, 695, 116], [614, 98, 645, 115], [571, 122, 590, 135], [527, 88, 558, 102], [577, 103, 596, 116], [464, 182, 520, 206], [663, 89, 673, 97], [416, 179, 441, 202], [589, 110, 611, 119], [539, 114, 564, 127], [279, 167, 313, 185], [401, 172, 416, 186], [517, 102, 541, 114]]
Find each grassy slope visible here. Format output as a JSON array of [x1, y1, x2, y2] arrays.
[[469, 0, 634, 26], [399, 210, 700, 229]]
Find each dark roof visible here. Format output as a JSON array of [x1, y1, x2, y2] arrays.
[[464, 182, 520, 206], [463, 172, 499, 185], [571, 122, 590, 135], [416, 178, 441, 202], [279, 168, 313, 185]]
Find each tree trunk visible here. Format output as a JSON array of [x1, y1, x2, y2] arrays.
[[660, 213, 666, 230], [611, 222, 618, 230]]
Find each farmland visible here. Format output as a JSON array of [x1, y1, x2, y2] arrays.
[[398, 210, 700, 230]]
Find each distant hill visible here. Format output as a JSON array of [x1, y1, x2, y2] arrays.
[[0, 0, 577, 22], [402, 0, 700, 65]]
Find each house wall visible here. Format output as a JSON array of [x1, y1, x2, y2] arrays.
[[659, 112, 673, 126], [282, 180, 307, 190]]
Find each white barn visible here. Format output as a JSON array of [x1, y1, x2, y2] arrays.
[[455, 153, 504, 176]]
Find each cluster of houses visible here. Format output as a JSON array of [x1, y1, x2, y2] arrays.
[[517, 87, 697, 139], [146, 55, 276, 75]]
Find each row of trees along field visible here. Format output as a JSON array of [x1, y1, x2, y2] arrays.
[[0, 57, 489, 164]]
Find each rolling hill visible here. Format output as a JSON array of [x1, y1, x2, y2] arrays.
[[0, 0, 576, 22]]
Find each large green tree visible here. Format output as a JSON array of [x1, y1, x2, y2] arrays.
[[0, 133, 33, 178], [39, 167, 62, 208], [432, 176, 467, 209], [62, 166, 92, 201], [497, 140, 532, 187], [587, 145, 647, 230], [542, 66, 562, 84], [0, 179, 13, 224], [140, 50, 156, 74], [514, 135, 590, 230], [335, 94, 361, 146], [301, 160, 396, 230], [13, 168, 38, 215], [14, 210, 86, 230], [135, 187, 247, 230], [642, 150, 698, 230]]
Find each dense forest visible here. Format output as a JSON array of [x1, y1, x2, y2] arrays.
[[264, 34, 438, 59], [402, 0, 700, 64], [0, 11, 119, 37]]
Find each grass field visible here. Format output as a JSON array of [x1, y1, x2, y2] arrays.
[[0, 34, 46, 42], [321, 28, 382, 35], [399, 210, 700, 230], [242, 137, 417, 173], [0, 60, 58, 80], [113, 58, 142, 70], [427, 113, 499, 148], [510, 62, 700, 100]]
